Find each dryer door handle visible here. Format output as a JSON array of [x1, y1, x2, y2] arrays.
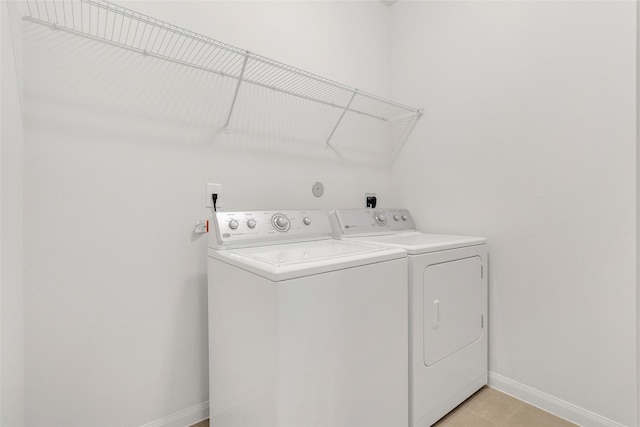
[[432, 299, 440, 329]]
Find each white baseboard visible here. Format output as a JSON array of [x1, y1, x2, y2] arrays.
[[140, 401, 209, 427], [489, 372, 627, 427], [140, 376, 629, 427]]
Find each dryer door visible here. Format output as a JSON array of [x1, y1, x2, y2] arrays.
[[423, 256, 483, 366]]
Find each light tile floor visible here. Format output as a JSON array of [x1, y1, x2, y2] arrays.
[[433, 386, 576, 427], [190, 386, 577, 427]]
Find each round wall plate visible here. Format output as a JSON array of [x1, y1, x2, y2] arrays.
[[312, 182, 324, 197]]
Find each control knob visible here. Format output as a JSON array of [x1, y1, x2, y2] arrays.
[[247, 219, 257, 229], [271, 214, 290, 232], [228, 219, 239, 230], [402, 215, 408, 221], [393, 214, 400, 221], [374, 211, 387, 225], [303, 216, 312, 225]]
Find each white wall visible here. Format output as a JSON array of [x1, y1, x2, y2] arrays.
[[389, 2, 636, 426], [1, 1, 25, 426], [637, 1, 640, 423], [19, 1, 640, 426], [637, 2, 640, 424], [23, 2, 394, 426]]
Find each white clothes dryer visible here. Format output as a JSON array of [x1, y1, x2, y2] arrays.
[[207, 210, 409, 427], [330, 208, 488, 427]]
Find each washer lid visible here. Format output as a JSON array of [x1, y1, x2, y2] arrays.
[[351, 232, 486, 255], [209, 239, 407, 281]]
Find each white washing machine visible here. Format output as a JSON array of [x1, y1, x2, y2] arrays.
[[330, 208, 488, 427], [207, 209, 409, 427]]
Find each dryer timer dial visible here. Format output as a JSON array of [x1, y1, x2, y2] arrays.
[[374, 212, 387, 225]]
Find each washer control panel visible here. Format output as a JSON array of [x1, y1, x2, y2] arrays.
[[330, 208, 416, 237], [211, 210, 331, 249]]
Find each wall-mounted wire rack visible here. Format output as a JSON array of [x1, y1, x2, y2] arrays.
[[23, 0, 423, 150]]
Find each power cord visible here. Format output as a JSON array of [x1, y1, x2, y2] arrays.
[[212, 193, 218, 212]]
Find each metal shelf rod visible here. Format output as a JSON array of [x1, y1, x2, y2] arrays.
[[326, 90, 358, 147], [225, 53, 249, 132]]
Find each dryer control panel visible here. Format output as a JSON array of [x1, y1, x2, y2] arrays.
[[330, 208, 416, 237], [210, 210, 332, 249]]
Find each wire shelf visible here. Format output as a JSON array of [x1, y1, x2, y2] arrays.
[[23, 0, 423, 148]]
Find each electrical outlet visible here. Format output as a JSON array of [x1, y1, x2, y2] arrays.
[[206, 183, 222, 208], [365, 192, 377, 208]]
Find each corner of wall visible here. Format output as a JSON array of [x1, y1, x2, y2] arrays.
[[489, 372, 628, 427]]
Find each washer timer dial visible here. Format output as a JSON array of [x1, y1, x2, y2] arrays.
[[271, 214, 291, 232]]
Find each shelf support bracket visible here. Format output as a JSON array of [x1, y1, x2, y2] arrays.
[[325, 89, 358, 148], [224, 51, 250, 133]]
